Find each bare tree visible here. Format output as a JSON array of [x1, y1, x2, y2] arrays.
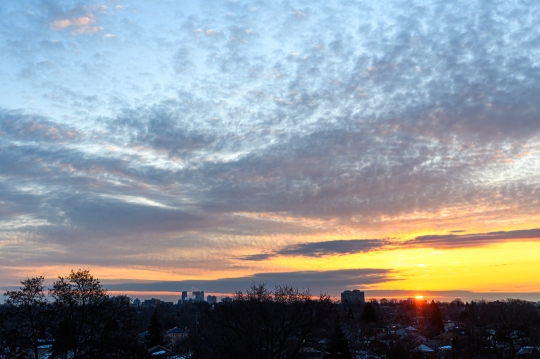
[[2, 276, 48, 359], [49, 270, 139, 358], [194, 283, 335, 359]]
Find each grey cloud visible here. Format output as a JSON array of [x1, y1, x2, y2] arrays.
[[190, 127, 483, 218], [109, 101, 217, 157], [240, 253, 274, 261], [279, 239, 388, 256], [0, 110, 81, 143], [239, 228, 540, 261], [411, 228, 540, 249], [105, 268, 396, 295], [56, 195, 204, 235], [240, 239, 389, 261]]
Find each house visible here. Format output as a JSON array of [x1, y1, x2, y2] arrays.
[[166, 326, 189, 343], [148, 345, 177, 358], [138, 330, 149, 343], [166, 326, 190, 353], [414, 344, 436, 359]]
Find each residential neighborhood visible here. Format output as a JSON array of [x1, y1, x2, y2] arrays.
[[1, 274, 540, 358]]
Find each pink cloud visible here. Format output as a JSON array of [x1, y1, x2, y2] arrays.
[[51, 14, 102, 34]]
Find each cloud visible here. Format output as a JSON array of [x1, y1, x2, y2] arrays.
[[0, 110, 81, 143], [240, 228, 540, 261], [240, 239, 390, 261], [1, 0, 540, 286], [51, 14, 102, 34], [52, 15, 94, 29], [410, 228, 540, 249], [105, 268, 396, 295]]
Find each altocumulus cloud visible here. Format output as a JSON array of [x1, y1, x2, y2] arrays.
[[0, 0, 540, 281]]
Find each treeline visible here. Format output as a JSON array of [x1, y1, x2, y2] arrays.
[[192, 284, 343, 358], [2, 271, 540, 359], [449, 299, 540, 358]]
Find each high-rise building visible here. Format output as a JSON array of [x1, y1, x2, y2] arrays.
[[341, 289, 365, 304], [181, 291, 188, 303], [207, 295, 217, 304], [193, 290, 205, 302]]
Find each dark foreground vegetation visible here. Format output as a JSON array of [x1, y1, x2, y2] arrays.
[[1, 270, 540, 358]]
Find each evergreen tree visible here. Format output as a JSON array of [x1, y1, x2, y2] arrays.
[[147, 308, 163, 347], [325, 317, 351, 359], [361, 302, 378, 324], [428, 301, 444, 336]]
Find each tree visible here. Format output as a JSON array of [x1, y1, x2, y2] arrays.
[[361, 302, 378, 324], [476, 299, 539, 359], [325, 316, 351, 359], [194, 283, 335, 359], [147, 308, 164, 348], [97, 295, 140, 357], [48, 270, 139, 358], [2, 276, 48, 359], [346, 307, 354, 320], [427, 301, 444, 337]]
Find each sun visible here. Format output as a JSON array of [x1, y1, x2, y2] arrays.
[[415, 295, 424, 300]]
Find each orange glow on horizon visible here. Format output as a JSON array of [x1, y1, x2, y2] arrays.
[[2, 230, 540, 296]]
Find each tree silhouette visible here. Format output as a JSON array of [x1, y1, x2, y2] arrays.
[[193, 283, 334, 359], [346, 307, 354, 320], [48, 269, 137, 358], [2, 276, 48, 359], [361, 302, 378, 324], [147, 308, 164, 348], [428, 301, 444, 336], [325, 316, 351, 359]]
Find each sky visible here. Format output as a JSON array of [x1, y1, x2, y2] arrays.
[[1, 0, 540, 302]]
